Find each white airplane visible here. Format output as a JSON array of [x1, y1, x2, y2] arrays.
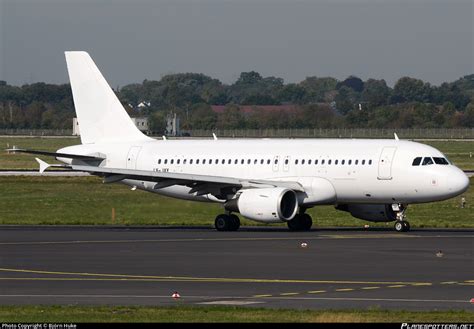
[[12, 51, 469, 232]]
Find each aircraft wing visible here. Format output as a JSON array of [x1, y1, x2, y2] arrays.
[[71, 164, 304, 199]]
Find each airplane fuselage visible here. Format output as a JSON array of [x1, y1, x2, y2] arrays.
[[58, 138, 469, 207]]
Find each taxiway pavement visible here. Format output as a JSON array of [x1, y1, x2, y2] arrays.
[[0, 226, 472, 310]]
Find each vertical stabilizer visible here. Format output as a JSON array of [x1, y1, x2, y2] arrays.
[[65, 51, 150, 144]]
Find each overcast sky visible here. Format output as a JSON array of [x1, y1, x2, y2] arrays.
[[0, 0, 473, 87]]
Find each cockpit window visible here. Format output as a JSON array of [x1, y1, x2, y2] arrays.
[[422, 157, 434, 165], [412, 157, 422, 166], [433, 157, 449, 165]]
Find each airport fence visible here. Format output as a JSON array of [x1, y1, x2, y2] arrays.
[[0, 128, 73, 136], [1, 128, 474, 139], [189, 128, 474, 139]]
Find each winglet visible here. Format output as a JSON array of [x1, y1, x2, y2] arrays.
[[394, 133, 399, 141], [35, 158, 50, 174], [213, 133, 218, 140]]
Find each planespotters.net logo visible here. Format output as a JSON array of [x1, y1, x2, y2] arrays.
[[402, 324, 474, 329]]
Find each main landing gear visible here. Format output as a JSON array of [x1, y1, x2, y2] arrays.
[[214, 213, 241, 231], [393, 204, 410, 232], [287, 213, 313, 231]]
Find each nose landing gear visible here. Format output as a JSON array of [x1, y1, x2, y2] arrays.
[[392, 204, 410, 232]]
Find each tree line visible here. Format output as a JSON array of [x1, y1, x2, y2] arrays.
[[0, 72, 473, 133]]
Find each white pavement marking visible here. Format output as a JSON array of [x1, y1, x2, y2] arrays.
[[198, 301, 264, 305]]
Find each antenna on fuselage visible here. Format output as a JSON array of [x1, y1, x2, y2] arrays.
[[212, 133, 218, 140], [394, 133, 399, 141], [162, 136, 167, 141]]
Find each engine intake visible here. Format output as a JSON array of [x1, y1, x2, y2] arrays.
[[225, 187, 298, 223]]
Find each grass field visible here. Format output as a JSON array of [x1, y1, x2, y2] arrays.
[[0, 176, 471, 227], [0, 305, 472, 322], [1, 137, 473, 170]]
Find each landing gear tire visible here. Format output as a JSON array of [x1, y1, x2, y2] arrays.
[[394, 220, 410, 232], [229, 214, 241, 231], [215, 214, 240, 231], [287, 214, 313, 231]]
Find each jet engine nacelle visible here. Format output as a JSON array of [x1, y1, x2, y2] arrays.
[[336, 204, 400, 222], [225, 187, 299, 223]]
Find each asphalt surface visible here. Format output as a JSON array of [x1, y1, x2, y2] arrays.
[[0, 226, 472, 310]]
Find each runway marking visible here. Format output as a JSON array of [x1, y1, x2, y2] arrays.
[[308, 290, 326, 294], [0, 294, 468, 304], [387, 285, 406, 288], [198, 301, 264, 306], [253, 294, 272, 298], [361, 287, 380, 290], [0, 267, 435, 286], [0, 234, 471, 246], [465, 280, 474, 283], [335, 288, 354, 292], [280, 292, 299, 296], [411, 283, 432, 286]]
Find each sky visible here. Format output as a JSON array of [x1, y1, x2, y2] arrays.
[[0, 0, 473, 87]]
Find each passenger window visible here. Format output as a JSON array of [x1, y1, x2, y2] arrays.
[[433, 157, 449, 165], [412, 157, 422, 166], [171, 159, 174, 164], [301, 159, 305, 165], [196, 159, 200, 164], [369, 160, 372, 165], [315, 159, 318, 165], [321, 159, 325, 165], [362, 160, 365, 165], [308, 159, 312, 165], [190, 159, 193, 164], [234, 159, 238, 164], [177, 159, 180, 164], [328, 160, 332, 165], [247, 159, 251, 164], [355, 160, 358, 165], [285, 159, 289, 165], [342, 160, 345, 165], [222, 159, 225, 164], [253, 159, 257, 164], [203, 159, 206, 164], [158, 159, 161, 164], [241, 159, 244, 164], [164, 159, 168, 164], [267, 159, 270, 164], [422, 157, 434, 165], [348, 160, 351, 165], [274, 158, 278, 164], [335, 160, 338, 165], [260, 159, 264, 164], [295, 160, 299, 165], [228, 159, 231, 164]]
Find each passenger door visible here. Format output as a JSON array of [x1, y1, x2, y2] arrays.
[[126, 146, 142, 169], [378, 146, 397, 180]]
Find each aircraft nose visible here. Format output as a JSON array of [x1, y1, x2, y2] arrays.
[[448, 169, 469, 195]]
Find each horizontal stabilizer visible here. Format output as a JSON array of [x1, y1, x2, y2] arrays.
[[6, 148, 105, 161], [35, 158, 71, 174]]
